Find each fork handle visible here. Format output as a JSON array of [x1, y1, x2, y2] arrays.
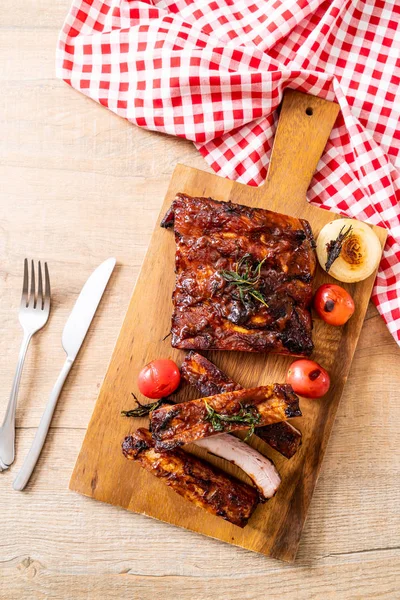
[[0, 330, 32, 466], [13, 357, 73, 491]]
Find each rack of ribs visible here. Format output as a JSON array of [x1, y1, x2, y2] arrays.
[[161, 194, 316, 356]]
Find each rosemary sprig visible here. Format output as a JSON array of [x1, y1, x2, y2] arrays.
[[220, 254, 268, 308], [325, 225, 353, 272], [203, 400, 261, 441], [121, 393, 165, 418]]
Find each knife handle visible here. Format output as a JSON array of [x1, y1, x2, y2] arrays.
[[13, 357, 73, 491]]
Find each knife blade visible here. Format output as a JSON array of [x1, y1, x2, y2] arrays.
[[62, 257, 116, 360], [13, 257, 116, 491]]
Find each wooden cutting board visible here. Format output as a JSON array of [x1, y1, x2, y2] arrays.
[[70, 90, 387, 562]]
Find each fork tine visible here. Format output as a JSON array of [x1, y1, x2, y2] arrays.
[[20, 258, 29, 308], [44, 262, 51, 312], [29, 260, 36, 308], [37, 261, 43, 310]]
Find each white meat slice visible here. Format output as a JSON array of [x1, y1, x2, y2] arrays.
[[195, 433, 281, 500]]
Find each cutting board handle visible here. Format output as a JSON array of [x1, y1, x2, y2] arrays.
[[263, 90, 340, 201]]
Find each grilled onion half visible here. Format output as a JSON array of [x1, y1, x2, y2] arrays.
[[316, 218, 382, 283]]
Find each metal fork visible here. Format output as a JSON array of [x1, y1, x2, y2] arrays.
[[0, 260, 50, 471]]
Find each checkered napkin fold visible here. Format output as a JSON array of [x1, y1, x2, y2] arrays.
[[56, 0, 400, 345]]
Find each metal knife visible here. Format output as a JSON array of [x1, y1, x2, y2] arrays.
[[13, 257, 116, 491]]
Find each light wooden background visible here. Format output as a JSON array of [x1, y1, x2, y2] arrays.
[[1, 3, 399, 599]]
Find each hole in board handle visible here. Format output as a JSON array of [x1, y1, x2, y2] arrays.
[[305, 107, 313, 116]]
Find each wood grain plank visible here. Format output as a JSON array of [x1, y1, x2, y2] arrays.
[[0, 1, 68, 28], [2, 553, 400, 600]]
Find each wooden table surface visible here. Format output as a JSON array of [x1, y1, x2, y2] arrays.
[[1, 4, 399, 599]]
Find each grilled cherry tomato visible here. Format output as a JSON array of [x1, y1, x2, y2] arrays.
[[313, 284, 355, 326], [137, 359, 180, 399], [286, 359, 330, 399]]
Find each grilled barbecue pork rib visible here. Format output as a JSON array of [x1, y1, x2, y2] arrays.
[[151, 385, 301, 450], [161, 194, 316, 356], [181, 351, 302, 459], [122, 428, 259, 527]]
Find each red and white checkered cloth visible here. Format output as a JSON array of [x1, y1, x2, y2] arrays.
[[56, 0, 400, 345]]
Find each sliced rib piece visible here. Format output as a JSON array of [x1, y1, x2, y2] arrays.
[[195, 433, 281, 500], [181, 351, 242, 396], [122, 428, 259, 527], [150, 385, 301, 449], [181, 351, 302, 459], [161, 194, 316, 356], [254, 422, 302, 458]]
